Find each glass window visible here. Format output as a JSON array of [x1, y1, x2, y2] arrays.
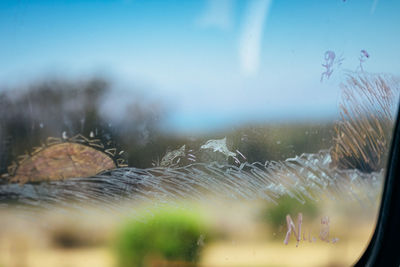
[[0, 1, 399, 266]]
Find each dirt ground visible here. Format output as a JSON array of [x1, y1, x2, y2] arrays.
[[0, 237, 370, 267]]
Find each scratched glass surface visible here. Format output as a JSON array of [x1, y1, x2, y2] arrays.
[[0, 1, 399, 266]]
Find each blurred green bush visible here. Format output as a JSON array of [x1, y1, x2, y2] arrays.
[[260, 195, 318, 235], [114, 207, 208, 267]]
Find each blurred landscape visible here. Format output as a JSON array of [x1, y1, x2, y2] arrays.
[[0, 76, 336, 178], [0, 197, 380, 267], [0, 72, 397, 267], [1, 0, 400, 265]]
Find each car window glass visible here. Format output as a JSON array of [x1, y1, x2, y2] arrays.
[[0, 1, 399, 266]]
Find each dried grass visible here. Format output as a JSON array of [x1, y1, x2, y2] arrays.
[[331, 73, 400, 172]]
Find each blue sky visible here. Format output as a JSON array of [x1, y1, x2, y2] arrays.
[[1, 0, 399, 133]]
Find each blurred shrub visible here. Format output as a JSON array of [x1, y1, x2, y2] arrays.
[[115, 207, 208, 267], [49, 224, 106, 249], [260, 195, 318, 235]]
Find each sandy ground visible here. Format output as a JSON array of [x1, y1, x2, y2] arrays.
[[0, 238, 369, 267], [201, 239, 368, 267], [0, 247, 114, 267]]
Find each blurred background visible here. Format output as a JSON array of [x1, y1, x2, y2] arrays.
[[0, 0, 400, 266]]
